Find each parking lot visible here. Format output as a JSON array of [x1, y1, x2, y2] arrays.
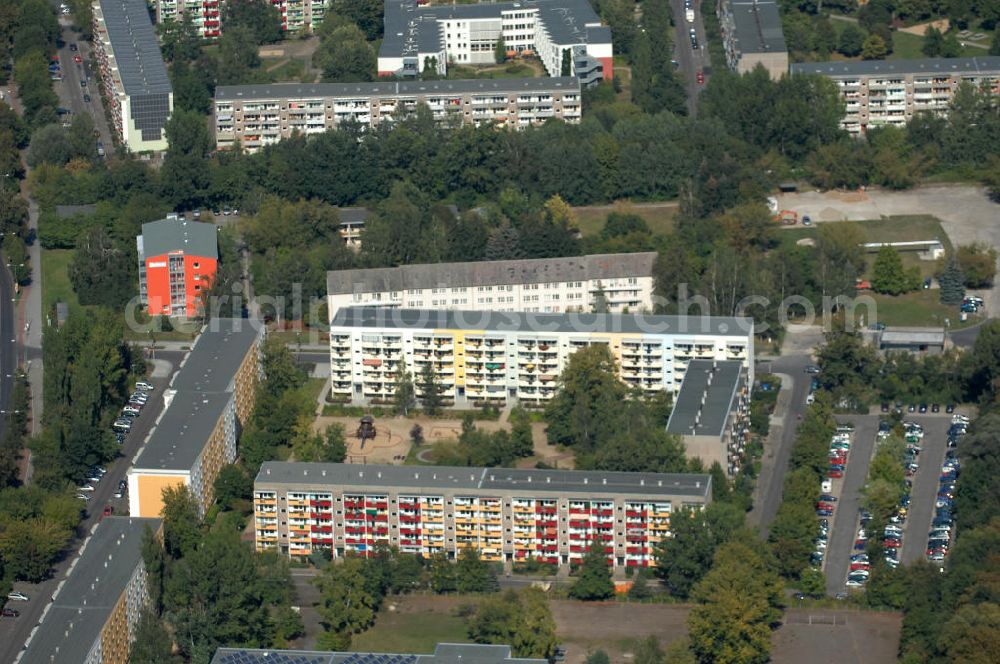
[[824, 416, 879, 595], [900, 417, 952, 564]]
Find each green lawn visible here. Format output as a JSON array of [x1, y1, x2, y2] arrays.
[[350, 604, 471, 653], [779, 215, 951, 253], [40, 248, 78, 316], [855, 289, 980, 329], [447, 61, 543, 80], [573, 204, 677, 237]]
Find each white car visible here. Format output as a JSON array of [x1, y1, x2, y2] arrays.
[[846, 577, 867, 588], [135, 381, 154, 391], [7, 591, 29, 601], [78, 485, 95, 492], [122, 406, 140, 415], [76, 493, 90, 501]]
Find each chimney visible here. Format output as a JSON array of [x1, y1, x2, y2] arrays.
[[322, 469, 327, 477]]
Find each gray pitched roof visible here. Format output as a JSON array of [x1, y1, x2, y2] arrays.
[[97, 0, 172, 96], [380, 0, 606, 59], [790, 55, 1000, 78], [727, 0, 786, 54], [139, 218, 218, 260], [327, 253, 657, 295], [20, 517, 161, 664], [257, 462, 712, 499], [212, 644, 548, 664], [879, 327, 946, 345], [215, 77, 581, 101], [331, 307, 753, 338], [666, 360, 745, 437], [134, 319, 262, 471]]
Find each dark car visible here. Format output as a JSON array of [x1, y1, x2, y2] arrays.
[[83, 93, 91, 102], [819, 494, 838, 503], [1, 608, 19, 617], [70, 43, 78, 51], [854, 539, 868, 551], [80, 79, 87, 87], [816, 508, 834, 517], [932, 404, 940, 413], [880, 402, 890, 413], [907, 403, 916, 412], [946, 404, 956, 413], [919, 404, 928, 413]]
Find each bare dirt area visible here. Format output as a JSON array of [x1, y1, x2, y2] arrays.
[[772, 609, 901, 664], [548, 600, 690, 663], [313, 414, 575, 467]]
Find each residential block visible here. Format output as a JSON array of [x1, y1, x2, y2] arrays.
[[92, 0, 173, 152], [254, 461, 711, 567], [326, 253, 658, 317], [379, 0, 613, 83], [154, 0, 222, 39], [18, 517, 162, 664], [128, 320, 263, 518], [717, 0, 788, 80], [328, 308, 754, 408], [791, 56, 1000, 134], [137, 217, 219, 318], [213, 77, 582, 151]]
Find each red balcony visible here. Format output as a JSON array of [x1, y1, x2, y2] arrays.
[[536, 506, 557, 515], [568, 520, 590, 529], [312, 537, 333, 545], [569, 508, 591, 516], [311, 525, 333, 533], [310, 500, 333, 508], [344, 500, 362, 509], [626, 511, 647, 519]]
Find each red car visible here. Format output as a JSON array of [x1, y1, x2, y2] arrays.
[[828, 468, 844, 478], [74, 55, 82, 63], [696, 71, 705, 85], [850, 562, 870, 572], [1, 608, 19, 618], [883, 538, 902, 548], [829, 455, 847, 465], [101, 505, 114, 519]]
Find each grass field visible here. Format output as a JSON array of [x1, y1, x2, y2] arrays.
[[780, 215, 951, 252], [856, 289, 980, 329], [447, 61, 543, 80], [350, 602, 471, 653], [40, 248, 78, 316], [573, 203, 677, 237]]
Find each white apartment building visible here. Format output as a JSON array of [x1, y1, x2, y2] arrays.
[[93, 0, 173, 152], [154, 0, 327, 37], [379, 0, 612, 84], [155, 0, 222, 39], [327, 253, 657, 319], [791, 57, 1000, 134], [214, 77, 581, 152], [328, 308, 754, 408]]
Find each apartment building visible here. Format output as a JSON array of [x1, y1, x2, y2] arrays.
[[328, 308, 754, 408], [213, 77, 582, 151], [92, 0, 174, 152], [791, 56, 1000, 134], [327, 253, 657, 318], [254, 461, 711, 567], [214, 644, 547, 664], [154, 0, 222, 39], [18, 517, 162, 664], [137, 217, 219, 318], [154, 0, 327, 36], [717, 0, 788, 80], [666, 359, 750, 476], [128, 320, 263, 518], [379, 0, 613, 83]]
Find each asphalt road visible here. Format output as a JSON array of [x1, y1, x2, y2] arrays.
[[824, 415, 878, 595], [751, 353, 813, 536], [0, 255, 14, 451], [901, 416, 951, 565], [0, 364, 176, 663], [52, 10, 115, 157], [670, 0, 711, 116]]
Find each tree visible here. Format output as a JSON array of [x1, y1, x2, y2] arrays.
[[4, 234, 30, 285], [798, 567, 826, 598], [428, 551, 457, 593], [161, 484, 202, 559], [688, 541, 783, 664], [628, 569, 653, 600], [569, 541, 615, 601], [545, 345, 626, 451], [223, 0, 282, 44], [456, 547, 499, 593], [586, 651, 611, 664], [141, 524, 166, 615], [940, 602, 1000, 663], [216, 25, 263, 85], [862, 34, 888, 60], [68, 227, 136, 309], [955, 243, 998, 288], [939, 255, 966, 305], [838, 24, 866, 57], [923, 26, 946, 57], [509, 407, 534, 458], [940, 30, 962, 58], [991, 28, 1000, 56], [418, 360, 444, 415], [313, 24, 376, 82], [495, 36, 507, 64], [513, 588, 557, 659], [871, 246, 910, 295], [485, 222, 524, 260], [633, 636, 665, 664], [27, 123, 71, 167], [655, 503, 745, 597], [815, 223, 866, 303], [213, 463, 252, 511], [129, 607, 180, 664], [314, 556, 378, 650], [392, 359, 416, 415], [0, 518, 68, 582]]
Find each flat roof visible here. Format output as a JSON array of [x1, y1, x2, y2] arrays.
[[726, 0, 786, 55], [327, 253, 657, 295], [216, 77, 581, 101], [666, 360, 745, 437], [96, 0, 172, 96], [20, 517, 161, 664], [880, 328, 946, 345], [380, 0, 606, 59], [790, 56, 1000, 78], [331, 307, 753, 338], [213, 643, 547, 664], [257, 462, 712, 499], [134, 319, 261, 471], [139, 218, 218, 260]]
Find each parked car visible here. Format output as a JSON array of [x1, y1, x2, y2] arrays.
[[805, 365, 820, 374], [83, 93, 91, 103], [7, 591, 29, 601], [1, 608, 19, 617], [102, 505, 114, 519], [135, 381, 154, 391]]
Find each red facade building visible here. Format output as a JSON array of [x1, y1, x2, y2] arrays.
[[137, 218, 218, 317]]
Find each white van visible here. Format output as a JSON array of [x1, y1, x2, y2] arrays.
[[686, 8, 695, 22]]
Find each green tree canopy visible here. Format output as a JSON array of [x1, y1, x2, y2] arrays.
[[569, 541, 615, 601]]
